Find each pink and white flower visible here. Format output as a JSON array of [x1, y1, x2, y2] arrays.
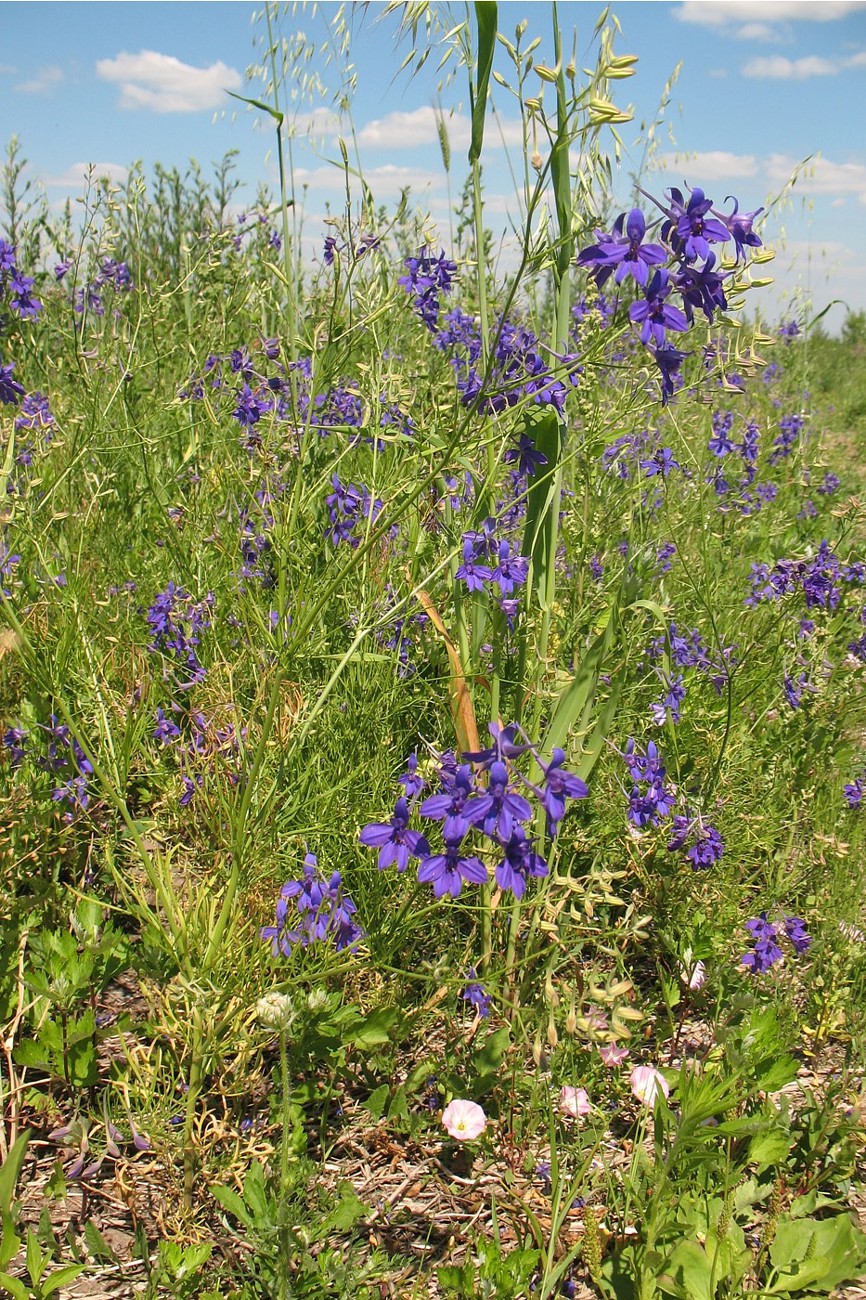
[[598, 1042, 630, 1067], [442, 1099, 487, 1141], [559, 1086, 591, 1119], [630, 1065, 670, 1106]]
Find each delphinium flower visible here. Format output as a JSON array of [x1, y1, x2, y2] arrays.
[[417, 834, 488, 899], [146, 583, 213, 687], [640, 446, 680, 479], [649, 672, 687, 728], [324, 474, 388, 548], [464, 759, 533, 841], [779, 319, 801, 341], [462, 968, 492, 1018], [717, 198, 764, 260], [261, 853, 363, 957], [651, 345, 688, 406], [503, 430, 547, 477], [359, 797, 430, 872], [844, 769, 865, 807], [662, 186, 731, 263], [398, 249, 457, 330], [0, 543, 21, 598], [629, 270, 689, 348], [741, 913, 784, 972], [490, 540, 529, 598], [2, 726, 28, 767], [535, 747, 589, 838], [494, 826, 547, 898], [0, 361, 25, 407], [667, 812, 724, 869], [708, 411, 736, 457], [768, 412, 805, 465], [36, 719, 94, 821], [621, 738, 676, 828], [577, 208, 667, 289], [455, 535, 493, 593], [398, 752, 425, 798], [783, 672, 813, 711], [784, 914, 811, 954], [420, 763, 476, 840]]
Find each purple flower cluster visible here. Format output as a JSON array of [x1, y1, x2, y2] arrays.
[[261, 852, 364, 957], [578, 186, 763, 402], [3, 715, 94, 821], [643, 622, 737, 697], [70, 257, 134, 319], [260, 852, 361, 956], [398, 249, 457, 329], [455, 524, 529, 603], [153, 704, 244, 807], [434, 308, 576, 420], [326, 474, 391, 548], [146, 583, 214, 688], [746, 540, 864, 611], [741, 911, 810, 973], [667, 812, 724, 869], [0, 239, 42, 320], [622, 739, 676, 828], [360, 724, 588, 901]]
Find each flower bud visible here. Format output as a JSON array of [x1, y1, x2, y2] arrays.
[[256, 990, 296, 1033]]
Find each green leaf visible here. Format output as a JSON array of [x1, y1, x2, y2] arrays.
[[468, 3, 497, 164], [212, 1184, 253, 1230], [350, 1006, 401, 1049], [472, 1025, 510, 1079], [0, 1132, 31, 1216], [748, 1127, 792, 1171], [84, 1220, 118, 1264], [751, 1054, 799, 1092], [42, 1262, 87, 1296], [768, 1214, 866, 1294], [657, 1238, 714, 1300], [0, 1270, 30, 1300], [363, 1084, 390, 1120], [226, 90, 283, 126]]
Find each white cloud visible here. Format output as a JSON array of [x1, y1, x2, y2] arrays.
[[675, 2, 866, 25], [765, 153, 866, 197], [735, 21, 782, 40], [96, 50, 242, 113], [44, 162, 129, 189], [17, 65, 64, 94], [294, 162, 445, 199], [355, 106, 524, 152], [742, 52, 865, 76], [653, 150, 759, 180]]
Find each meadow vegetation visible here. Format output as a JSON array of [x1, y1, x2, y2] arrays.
[[1, 4, 866, 1297]]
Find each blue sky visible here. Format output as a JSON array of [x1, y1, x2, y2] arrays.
[[2, 1, 866, 330]]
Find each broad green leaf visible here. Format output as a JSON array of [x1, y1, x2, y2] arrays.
[[657, 1238, 714, 1300], [42, 1263, 87, 1296], [363, 1083, 390, 1120], [350, 1006, 401, 1049]]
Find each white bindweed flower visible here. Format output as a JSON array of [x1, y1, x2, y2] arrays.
[[630, 1065, 670, 1106], [679, 958, 706, 990], [559, 1086, 591, 1119], [442, 1099, 487, 1141]]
